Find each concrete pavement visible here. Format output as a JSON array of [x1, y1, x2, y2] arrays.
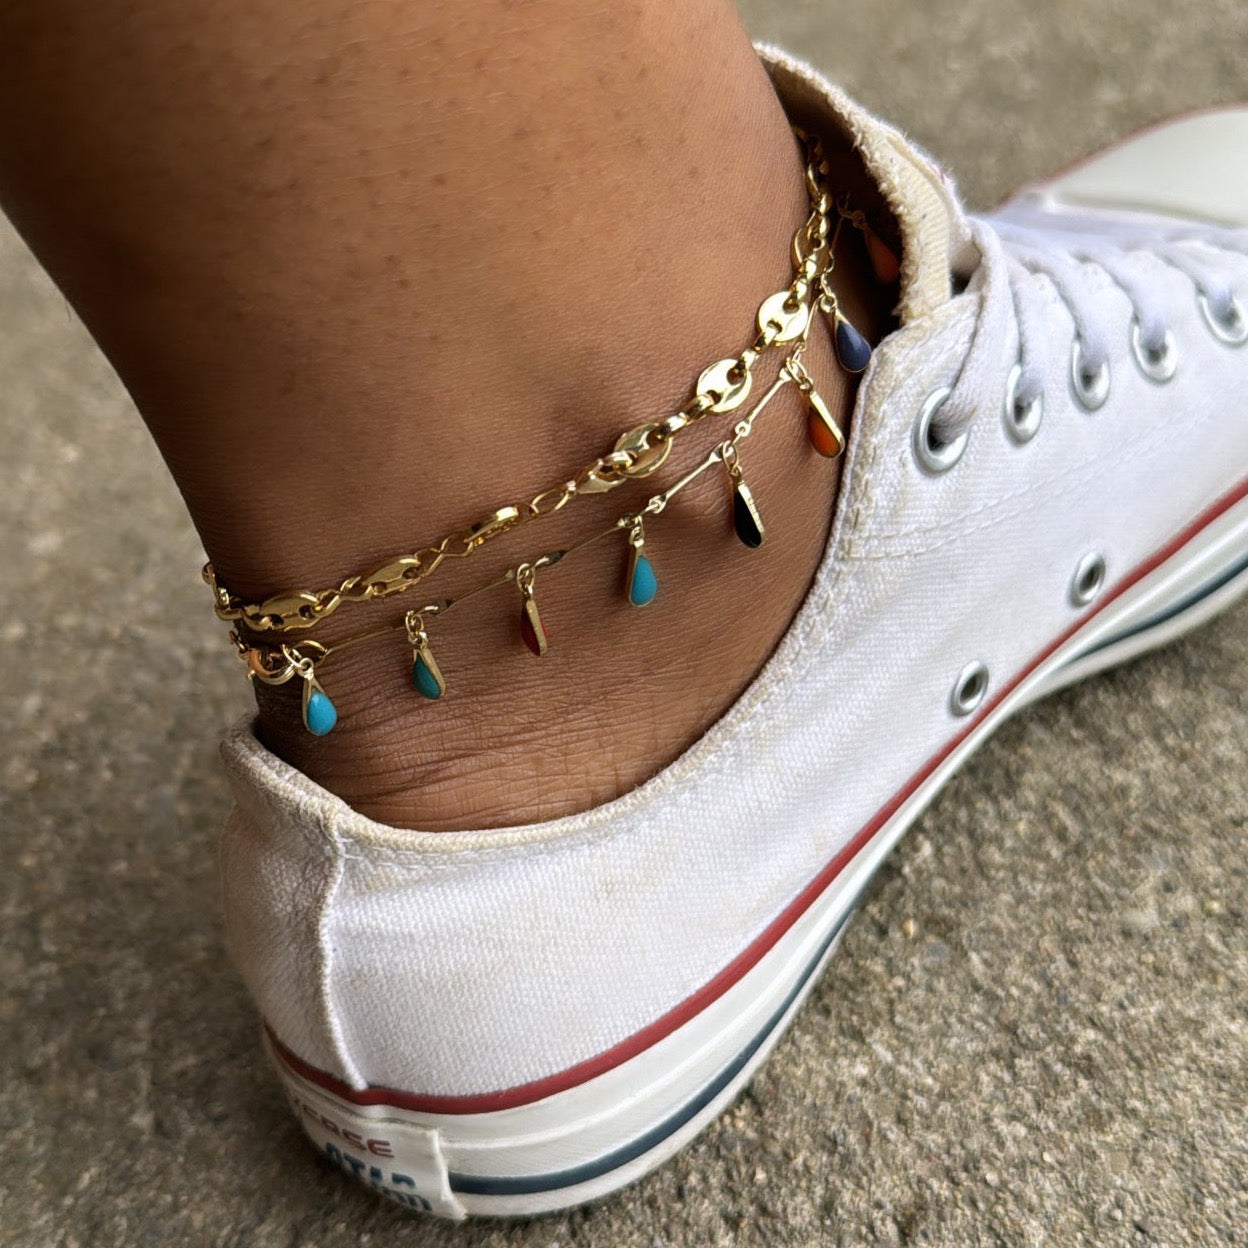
[[2, 2, 1246, 1243]]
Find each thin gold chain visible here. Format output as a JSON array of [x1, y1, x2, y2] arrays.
[[204, 131, 838, 634], [237, 341, 818, 687]]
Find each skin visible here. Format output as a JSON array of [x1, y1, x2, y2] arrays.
[[0, 0, 892, 829]]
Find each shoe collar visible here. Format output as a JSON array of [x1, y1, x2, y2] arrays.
[[759, 45, 978, 326]]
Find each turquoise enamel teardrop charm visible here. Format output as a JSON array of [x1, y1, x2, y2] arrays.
[[628, 552, 658, 606], [625, 519, 658, 607], [300, 671, 338, 736], [405, 612, 446, 699], [412, 649, 445, 699]]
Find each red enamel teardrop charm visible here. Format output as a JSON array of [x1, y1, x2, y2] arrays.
[[519, 593, 548, 656], [865, 227, 901, 284]]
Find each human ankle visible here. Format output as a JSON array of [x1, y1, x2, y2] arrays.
[[203, 55, 895, 828], [249, 266, 883, 831]]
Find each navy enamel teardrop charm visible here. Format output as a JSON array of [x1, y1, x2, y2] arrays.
[[819, 277, 872, 375], [831, 306, 872, 374]]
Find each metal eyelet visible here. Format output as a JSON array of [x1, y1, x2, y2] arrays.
[[1070, 340, 1110, 411], [1070, 552, 1107, 607], [1197, 291, 1248, 346], [1003, 363, 1042, 445], [950, 661, 990, 717], [1130, 321, 1178, 383], [912, 386, 968, 474]]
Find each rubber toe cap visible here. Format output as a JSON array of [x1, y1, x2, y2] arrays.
[[1009, 107, 1248, 229]]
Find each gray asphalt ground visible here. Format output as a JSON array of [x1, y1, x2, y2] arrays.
[[3, 2, 1247, 1245]]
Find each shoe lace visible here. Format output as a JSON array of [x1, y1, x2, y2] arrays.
[[929, 217, 1248, 443]]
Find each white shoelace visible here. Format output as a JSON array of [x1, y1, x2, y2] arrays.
[[932, 216, 1248, 443]]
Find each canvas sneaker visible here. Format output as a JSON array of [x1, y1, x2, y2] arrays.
[[218, 47, 1248, 1219]]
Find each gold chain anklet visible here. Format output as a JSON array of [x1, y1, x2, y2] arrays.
[[208, 129, 898, 735], [237, 340, 833, 735], [202, 132, 880, 636]]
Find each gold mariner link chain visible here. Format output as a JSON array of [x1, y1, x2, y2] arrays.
[[203, 130, 840, 634]]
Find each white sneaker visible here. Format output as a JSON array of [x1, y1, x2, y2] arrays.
[[219, 48, 1248, 1220]]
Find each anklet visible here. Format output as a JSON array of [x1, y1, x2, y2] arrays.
[[202, 132, 886, 637], [207, 132, 898, 735], [235, 343, 825, 735]]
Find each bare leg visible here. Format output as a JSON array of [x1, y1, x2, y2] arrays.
[[0, 0, 889, 829]]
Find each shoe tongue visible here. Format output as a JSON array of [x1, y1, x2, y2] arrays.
[[760, 45, 976, 324]]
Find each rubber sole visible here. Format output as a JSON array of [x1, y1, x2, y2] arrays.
[[1006, 106, 1248, 229], [266, 476, 1248, 1220]]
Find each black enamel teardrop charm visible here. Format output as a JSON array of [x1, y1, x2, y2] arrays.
[[731, 479, 765, 549]]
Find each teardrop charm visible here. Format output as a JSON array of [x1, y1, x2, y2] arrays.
[[731, 479, 765, 549], [411, 644, 446, 700], [628, 552, 658, 606], [405, 612, 446, 699], [516, 564, 549, 656], [806, 386, 845, 459], [625, 519, 658, 607], [520, 595, 548, 655], [300, 672, 338, 736], [833, 309, 873, 374], [864, 227, 901, 284]]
